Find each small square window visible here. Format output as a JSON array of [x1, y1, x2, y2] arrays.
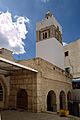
[[65, 51, 69, 57]]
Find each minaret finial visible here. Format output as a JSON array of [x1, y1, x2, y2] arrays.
[[45, 11, 52, 18]]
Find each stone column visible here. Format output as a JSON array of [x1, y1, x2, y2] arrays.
[[9, 86, 17, 109], [36, 72, 42, 112]]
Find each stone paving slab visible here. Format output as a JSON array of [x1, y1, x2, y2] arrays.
[[0, 110, 79, 120]]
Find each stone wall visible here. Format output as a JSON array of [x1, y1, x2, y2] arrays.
[[18, 58, 72, 112], [9, 69, 37, 112], [0, 75, 10, 109], [0, 48, 15, 61], [37, 73, 72, 112]]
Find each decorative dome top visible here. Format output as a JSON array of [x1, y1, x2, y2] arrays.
[[45, 11, 52, 18]]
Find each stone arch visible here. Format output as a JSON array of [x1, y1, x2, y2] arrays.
[[59, 90, 66, 110], [16, 89, 28, 109], [0, 75, 7, 108], [67, 91, 71, 101], [67, 91, 72, 114], [47, 90, 57, 112]]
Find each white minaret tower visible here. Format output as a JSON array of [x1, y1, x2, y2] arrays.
[[36, 11, 64, 69]]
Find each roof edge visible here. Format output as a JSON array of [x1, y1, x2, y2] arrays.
[[0, 57, 38, 73]]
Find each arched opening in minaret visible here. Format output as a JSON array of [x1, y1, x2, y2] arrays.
[[43, 33, 45, 39], [47, 90, 57, 112], [45, 32, 47, 38]]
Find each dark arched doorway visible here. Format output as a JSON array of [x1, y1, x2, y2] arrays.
[[67, 91, 72, 114], [17, 89, 28, 109], [60, 91, 66, 110], [47, 90, 56, 112]]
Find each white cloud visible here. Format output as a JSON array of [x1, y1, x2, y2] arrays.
[[0, 11, 29, 54], [41, 0, 50, 3], [63, 42, 68, 46]]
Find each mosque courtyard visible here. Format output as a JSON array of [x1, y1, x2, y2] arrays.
[[0, 110, 79, 120]]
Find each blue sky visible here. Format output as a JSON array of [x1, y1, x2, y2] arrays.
[[0, 0, 80, 60]]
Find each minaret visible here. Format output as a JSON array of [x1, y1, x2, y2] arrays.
[[36, 11, 64, 69]]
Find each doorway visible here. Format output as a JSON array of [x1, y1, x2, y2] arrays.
[[47, 90, 56, 112], [17, 89, 28, 109], [60, 91, 66, 109]]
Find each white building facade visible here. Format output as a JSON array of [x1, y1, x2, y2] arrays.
[[64, 39, 80, 116]]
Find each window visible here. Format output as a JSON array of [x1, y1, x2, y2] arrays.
[[0, 50, 2, 54], [65, 51, 69, 57], [40, 30, 50, 40], [43, 33, 45, 39], [45, 32, 47, 38], [65, 67, 70, 73], [72, 81, 80, 89]]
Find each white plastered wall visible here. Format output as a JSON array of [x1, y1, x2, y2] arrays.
[[36, 38, 64, 70]]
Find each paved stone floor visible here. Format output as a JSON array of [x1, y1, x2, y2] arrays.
[[0, 110, 79, 120]]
